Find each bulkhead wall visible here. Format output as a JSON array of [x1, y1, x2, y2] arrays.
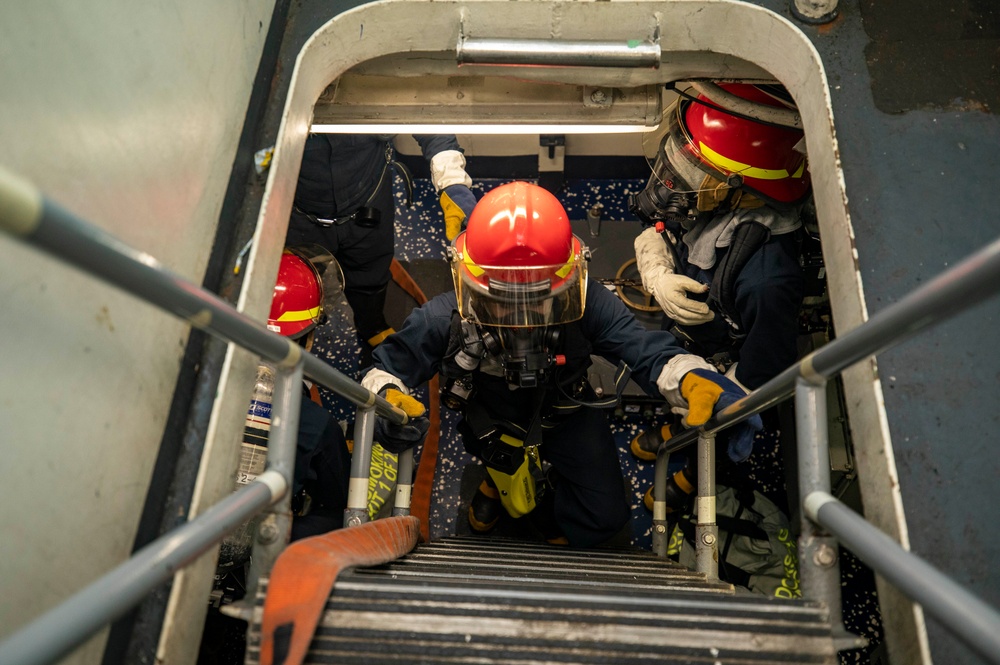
[[0, 2, 276, 664]]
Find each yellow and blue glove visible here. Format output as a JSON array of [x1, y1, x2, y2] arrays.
[[440, 184, 478, 241], [681, 368, 762, 462], [375, 388, 430, 454]]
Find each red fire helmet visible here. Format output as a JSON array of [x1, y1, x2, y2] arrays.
[[267, 247, 325, 338], [652, 83, 811, 207], [449, 181, 589, 327]]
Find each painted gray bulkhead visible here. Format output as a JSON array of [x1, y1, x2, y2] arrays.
[[0, 1, 997, 664], [0, 3, 276, 664], [800, 2, 1000, 664]]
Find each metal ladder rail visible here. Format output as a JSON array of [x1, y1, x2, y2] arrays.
[[650, 232, 1000, 661], [0, 167, 411, 665]]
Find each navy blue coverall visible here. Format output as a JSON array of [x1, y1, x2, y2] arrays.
[[371, 278, 693, 547], [662, 217, 803, 391]]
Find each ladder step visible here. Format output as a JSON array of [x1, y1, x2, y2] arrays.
[[346, 566, 734, 595], [326, 578, 829, 627], [245, 536, 837, 664]]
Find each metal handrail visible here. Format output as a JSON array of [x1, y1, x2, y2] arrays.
[[806, 492, 1000, 662], [0, 474, 283, 665], [650, 233, 1000, 661], [0, 167, 411, 664], [655, 234, 1000, 457], [0, 166, 407, 426], [457, 36, 661, 69]]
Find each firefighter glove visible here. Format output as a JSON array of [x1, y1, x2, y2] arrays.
[[650, 273, 715, 325], [440, 184, 478, 242], [375, 388, 430, 454], [634, 226, 714, 325], [681, 368, 762, 462]]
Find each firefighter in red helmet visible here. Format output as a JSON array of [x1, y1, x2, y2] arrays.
[[362, 181, 762, 547], [631, 82, 809, 391], [264, 245, 352, 539], [209, 245, 353, 655], [628, 82, 810, 508]]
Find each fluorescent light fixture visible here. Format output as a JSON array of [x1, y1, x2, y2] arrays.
[[310, 124, 656, 135]]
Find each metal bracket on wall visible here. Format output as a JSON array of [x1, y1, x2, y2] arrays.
[[538, 135, 565, 194]]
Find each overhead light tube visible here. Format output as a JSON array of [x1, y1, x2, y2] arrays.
[[310, 124, 657, 135]]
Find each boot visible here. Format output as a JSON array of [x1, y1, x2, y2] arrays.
[[630, 424, 677, 462], [529, 489, 568, 545], [468, 477, 502, 533], [642, 467, 695, 513], [360, 327, 396, 368], [366, 327, 396, 348]]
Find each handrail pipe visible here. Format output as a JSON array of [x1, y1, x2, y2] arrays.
[[0, 166, 406, 426], [654, 234, 1000, 458], [0, 471, 287, 665], [807, 492, 1000, 664]]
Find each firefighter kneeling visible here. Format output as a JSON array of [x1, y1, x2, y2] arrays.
[[362, 182, 761, 547]]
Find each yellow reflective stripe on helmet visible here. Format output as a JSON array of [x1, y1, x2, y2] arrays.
[[462, 249, 486, 277], [554, 252, 578, 279], [699, 141, 799, 181], [275, 306, 320, 322], [463, 251, 577, 279]]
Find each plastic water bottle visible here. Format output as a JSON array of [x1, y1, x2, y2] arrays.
[[217, 363, 275, 576]]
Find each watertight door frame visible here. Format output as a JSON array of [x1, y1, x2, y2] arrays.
[[162, 3, 928, 664]]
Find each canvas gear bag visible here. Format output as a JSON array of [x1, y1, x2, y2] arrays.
[[667, 484, 801, 599]]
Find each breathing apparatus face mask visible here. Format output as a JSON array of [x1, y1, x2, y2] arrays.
[[448, 245, 587, 389], [490, 324, 563, 389], [442, 313, 563, 391], [632, 98, 755, 224]]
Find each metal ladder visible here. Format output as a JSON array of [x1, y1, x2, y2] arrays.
[[247, 537, 837, 664]]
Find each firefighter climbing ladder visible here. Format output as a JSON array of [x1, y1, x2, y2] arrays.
[[2, 164, 1000, 664]]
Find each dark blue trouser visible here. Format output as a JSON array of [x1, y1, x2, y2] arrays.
[[462, 404, 631, 548], [538, 407, 631, 547], [285, 174, 396, 346]]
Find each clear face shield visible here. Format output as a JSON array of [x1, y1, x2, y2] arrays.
[[289, 244, 345, 302], [646, 98, 752, 193], [448, 241, 589, 329], [631, 98, 752, 224], [447, 237, 590, 388]]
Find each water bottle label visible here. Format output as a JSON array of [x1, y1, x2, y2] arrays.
[[237, 443, 268, 485], [247, 399, 272, 422], [239, 398, 272, 485]]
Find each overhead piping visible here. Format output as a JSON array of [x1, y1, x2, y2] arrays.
[[688, 81, 802, 129], [457, 36, 660, 69]]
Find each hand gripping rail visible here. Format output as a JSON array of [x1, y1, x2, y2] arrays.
[[648, 231, 1000, 661], [0, 166, 410, 665]]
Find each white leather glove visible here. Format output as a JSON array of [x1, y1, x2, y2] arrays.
[[361, 367, 409, 397], [430, 150, 475, 240], [633, 227, 715, 326]]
